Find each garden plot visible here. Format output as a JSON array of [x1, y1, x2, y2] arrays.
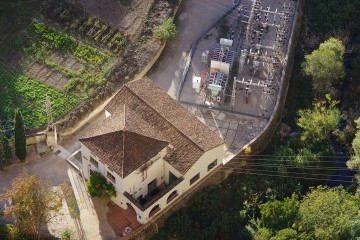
[[0, 18, 117, 129], [0, 63, 78, 129], [21, 20, 113, 96], [48, 52, 83, 72], [24, 62, 70, 90], [70, 0, 153, 39]]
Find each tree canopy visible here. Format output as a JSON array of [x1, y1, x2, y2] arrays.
[[303, 38, 345, 93], [4, 175, 62, 238], [86, 171, 116, 198], [297, 95, 340, 143], [347, 117, 360, 189], [295, 186, 360, 240], [260, 194, 299, 231], [153, 18, 176, 43]]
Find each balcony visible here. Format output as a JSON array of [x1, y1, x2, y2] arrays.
[[124, 177, 184, 211]]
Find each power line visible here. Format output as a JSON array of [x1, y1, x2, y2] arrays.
[[220, 167, 355, 179], [221, 169, 355, 184]]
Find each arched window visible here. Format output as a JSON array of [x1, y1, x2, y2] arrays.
[[149, 204, 161, 218], [166, 190, 178, 204]]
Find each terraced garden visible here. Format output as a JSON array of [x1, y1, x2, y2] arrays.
[[0, 62, 78, 129], [0, 0, 176, 131], [0, 0, 126, 130]]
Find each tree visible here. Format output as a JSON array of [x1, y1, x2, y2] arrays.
[[303, 38, 345, 93], [347, 117, 360, 189], [153, 18, 176, 43], [260, 194, 299, 231], [2, 136, 12, 160], [4, 175, 63, 238], [14, 109, 26, 160], [294, 148, 319, 167], [295, 186, 360, 240], [297, 95, 341, 143], [270, 228, 298, 240], [86, 171, 116, 198], [254, 228, 273, 240]]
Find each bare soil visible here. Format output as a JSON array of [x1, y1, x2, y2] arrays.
[[25, 62, 70, 90], [70, 0, 154, 40], [48, 52, 83, 72]]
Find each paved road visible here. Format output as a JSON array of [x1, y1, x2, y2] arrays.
[[147, 0, 235, 98]]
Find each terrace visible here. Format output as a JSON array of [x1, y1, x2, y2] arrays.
[[124, 177, 184, 212]]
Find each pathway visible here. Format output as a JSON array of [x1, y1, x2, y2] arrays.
[[147, 0, 235, 98]]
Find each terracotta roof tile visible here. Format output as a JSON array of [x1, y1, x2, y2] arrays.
[[102, 77, 224, 174], [80, 131, 168, 178], [116, 78, 224, 152]]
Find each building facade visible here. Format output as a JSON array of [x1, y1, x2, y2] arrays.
[[78, 77, 225, 224]]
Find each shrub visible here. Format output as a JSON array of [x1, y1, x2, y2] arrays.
[[153, 18, 176, 43], [86, 171, 116, 198]]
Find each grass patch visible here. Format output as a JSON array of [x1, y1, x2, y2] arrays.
[[0, 63, 78, 129]]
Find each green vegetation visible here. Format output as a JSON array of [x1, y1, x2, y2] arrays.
[[153, 18, 176, 43], [29, 20, 76, 50], [0, 127, 12, 168], [4, 175, 63, 239], [0, 63, 78, 128], [155, 0, 360, 239], [45, 1, 128, 55], [86, 171, 116, 198], [303, 38, 345, 94], [294, 186, 359, 239], [347, 118, 360, 191], [14, 110, 27, 161], [74, 43, 106, 65], [260, 194, 299, 231], [30, 20, 106, 65], [297, 95, 341, 143]]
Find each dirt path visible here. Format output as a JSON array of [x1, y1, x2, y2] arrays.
[[147, 0, 235, 98]]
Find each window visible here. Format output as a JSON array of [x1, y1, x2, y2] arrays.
[[207, 159, 218, 171], [167, 190, 178, 204], [90, 156, 98, 168], [190, 173, 200, 185], [107, 171, 116, 183]]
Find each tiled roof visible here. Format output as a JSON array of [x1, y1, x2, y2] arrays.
[[79, 106, 169, 178], [80, 105, 168, 143], [80, 131, 168, 178], [104, 77, 224, 174]]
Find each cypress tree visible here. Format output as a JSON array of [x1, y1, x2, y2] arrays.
[[14, 109, 27, 160]]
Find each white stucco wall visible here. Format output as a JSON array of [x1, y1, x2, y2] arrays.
[[126, 143, 226, 223], [80, 140, 226, 224]]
